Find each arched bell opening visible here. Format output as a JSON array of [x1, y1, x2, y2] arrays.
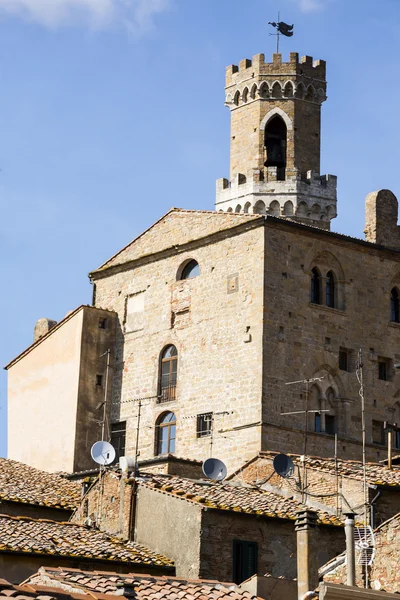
[[264, 115, 287, 181]]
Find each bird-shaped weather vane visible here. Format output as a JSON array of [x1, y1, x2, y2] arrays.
[[268, 13, 294, 53]]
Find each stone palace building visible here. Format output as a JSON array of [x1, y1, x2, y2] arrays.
[[6, 51, 400, 474]]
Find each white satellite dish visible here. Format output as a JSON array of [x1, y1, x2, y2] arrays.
[[202, 458, 227, 481], [91, 441, 116, 466]]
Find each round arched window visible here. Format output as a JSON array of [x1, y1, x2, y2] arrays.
[[179, 260, 200, 280], [156, 412, 176, 455], [159, 345, 178, 403]]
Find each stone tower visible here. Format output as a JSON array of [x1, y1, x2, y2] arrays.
[[215, 52, 337, 229]]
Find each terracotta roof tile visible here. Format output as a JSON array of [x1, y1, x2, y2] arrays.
[[138, 475, 342, 527], [0, 459, 81, 510], [238, 452, 400, 487], [0, 514, 173, 568], [25, 568, 261, 600]]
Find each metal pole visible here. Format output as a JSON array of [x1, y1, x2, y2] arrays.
[[277, 11, 280, 53], [388, 428, 393, 470], [101, 349, 111, 442], [209, 413, 214, 458], [134, 400, 142, 476], [344, 513, 356, 587], [335, 433, 339, 516], [302, 380, 309, 503]]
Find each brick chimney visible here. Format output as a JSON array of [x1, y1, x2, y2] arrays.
[[295, 509, 319, 600]]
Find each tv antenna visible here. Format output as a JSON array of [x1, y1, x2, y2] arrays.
[[355, 525, 376, 567], [202, 457, 227, 482], [282, 376, 325, 502]]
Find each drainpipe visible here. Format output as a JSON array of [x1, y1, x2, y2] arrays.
[[344, 512, 356, 587], [295, 509, 319, 600]]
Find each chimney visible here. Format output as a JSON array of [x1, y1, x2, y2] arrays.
[[295, 509, 319, 600], [344, 512, 356, 587], [34, 318, 57, 342]]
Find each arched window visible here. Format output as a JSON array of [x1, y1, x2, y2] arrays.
[[178, 260, 200, 280], [264, 115, 287, 181], [326, 271, 335, 308], [391, 288, 400, 323], [159, 345, 177, 402], [156, 412, 176, 455], [311, 268, 321, 304]]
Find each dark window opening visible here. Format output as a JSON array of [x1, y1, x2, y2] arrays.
[[372, 420, 385, 446], [99, 318, 107, 329], [179, 260, 200, 280], [232, 540, 258, 584], [339, 349, 348, 371], [315, 413, 321, 433], [311, 268, 321, 304], [197, 413, 213, 438], [111, 421, 126, 463], [396, 430, 400, 450], [391, 288, 400, 323], [96, 374, 103, 387], [326, 271, 335, 308], [326, 415, 336, 435], [156, 412, 176, 455], [264, 116, 287, 180], [378, 359, 391, 381], [159, 345, 178, 403]]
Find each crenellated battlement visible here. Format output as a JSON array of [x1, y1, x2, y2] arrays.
[[226, 52, 326, 88]]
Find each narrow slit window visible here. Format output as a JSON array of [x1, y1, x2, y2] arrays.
[[311, 268, 321, 304]]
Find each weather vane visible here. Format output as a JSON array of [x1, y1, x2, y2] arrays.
[[268, 12, 294, 53]]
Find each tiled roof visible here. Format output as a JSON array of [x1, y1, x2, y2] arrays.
[[0, 459, 81, 510], [231, 452, 400, 488], [0, 579, 108, 600], [139, 474, 342, 527], [0, 514, 173, 568], [25, 567, 261, 600]]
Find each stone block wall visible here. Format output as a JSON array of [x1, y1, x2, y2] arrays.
[[93, 221, 265, 474]]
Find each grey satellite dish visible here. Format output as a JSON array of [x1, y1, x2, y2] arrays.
[[91, 441, 116, 466], [202, 458, 227, 481], [273, 453, 295, 478]]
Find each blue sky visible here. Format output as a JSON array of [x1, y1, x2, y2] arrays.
[[1, 0, 399, 456]]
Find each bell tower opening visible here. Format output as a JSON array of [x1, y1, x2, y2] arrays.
[[264, 115, 287, 181]]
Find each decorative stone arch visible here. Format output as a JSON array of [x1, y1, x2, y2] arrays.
[[259, 81, 270, 99], [271, 80, 283, 98], [268, 200, 280, 216], [326, 205, 337, 219], [311, 203, 322, 218], [283, 80, 294, 98], [317, 87, 326, 101], [225, 93, 233, 104], [296, 82, 305, 99], [313, 364, 344, 399], [260, 107, 293, 132], [283, 200, 294, 216], [242, 87, 249, 103], [305, 84, 316, 102], [253, 200, 266, 215], [233, 90, 240, 106], [243, 202, 251, 214], [235, 204, 242, 213], [296, 201, 309, 216], [250, 83, 258, 100], [227, 207, 233, 213]]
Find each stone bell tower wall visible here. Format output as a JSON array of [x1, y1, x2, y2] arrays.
[[225, 52, 326, 181]]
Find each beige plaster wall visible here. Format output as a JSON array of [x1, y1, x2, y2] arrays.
[[7, 310, 84, 473]]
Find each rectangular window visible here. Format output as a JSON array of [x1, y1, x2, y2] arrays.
[[339, 349, 348, 371], [396, 430, 400, 450], [314, 413, 321, 433], [372, 420, 385, 446], [378, 358, 392, 381], [232, 541, 258, 584], [96, 374, 103, 387], [197, 413, 213, 438], [325, 415, 336, 435], [98, 318, 107, 329], [111, 422, 126, 463]]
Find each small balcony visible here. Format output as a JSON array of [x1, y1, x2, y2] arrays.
[[158, 384, 176, 404]]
